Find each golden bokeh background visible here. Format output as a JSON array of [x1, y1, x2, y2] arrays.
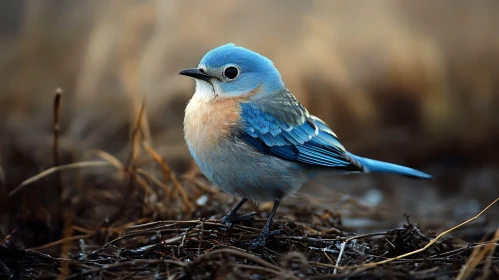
[[1, 0, 498, 243]]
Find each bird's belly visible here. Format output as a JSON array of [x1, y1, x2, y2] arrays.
[[189, 139, 308, 202]]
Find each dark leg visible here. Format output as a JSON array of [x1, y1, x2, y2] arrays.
[[248, 199, 281, 249], [220, 198, 257, 230]]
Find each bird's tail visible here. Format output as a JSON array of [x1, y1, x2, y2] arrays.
[[347, 153, 432, 179]]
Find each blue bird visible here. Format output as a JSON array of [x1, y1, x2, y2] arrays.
[[180, 43, 431, 248]]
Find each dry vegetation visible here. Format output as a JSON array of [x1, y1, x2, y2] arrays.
[[0, 1, 498, 279]]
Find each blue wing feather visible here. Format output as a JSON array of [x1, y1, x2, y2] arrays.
[[239, 90, 362, 172]]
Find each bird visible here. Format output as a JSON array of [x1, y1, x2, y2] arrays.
[[180, 43, 431, 249]]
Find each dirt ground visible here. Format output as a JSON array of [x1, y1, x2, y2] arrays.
[[0, 162, 498, 279]]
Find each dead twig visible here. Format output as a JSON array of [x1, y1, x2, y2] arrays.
[[57, 212, 73, 280], [66, 259, 187, 280], [52, 88, 63, 181], [333, 241, 346, 274], [29, 233, 94, 251], [197, 248, 283, 273], [456, 228, 499, 280], [345, 197, 499, 272], [143, 141, 194, 212], [8, 161, 112, 196], [0, 229, 16, 246], [110, 99, 146, 223]]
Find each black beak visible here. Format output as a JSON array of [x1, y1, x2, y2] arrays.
[[179, 68, 213, 82]]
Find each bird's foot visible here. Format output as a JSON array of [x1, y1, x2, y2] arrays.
[[219, 212, 258, 231], [247, 228, 282, 250]]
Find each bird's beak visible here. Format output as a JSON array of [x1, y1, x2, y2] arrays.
[[179, 68, 213, 82]]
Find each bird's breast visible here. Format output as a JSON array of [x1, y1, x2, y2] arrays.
[[184, 94, 242, 153]]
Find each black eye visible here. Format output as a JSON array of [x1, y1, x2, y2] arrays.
[[223, 66, 239, 80]]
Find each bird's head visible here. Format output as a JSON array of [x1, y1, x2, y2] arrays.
[[180, 43, 284, 100]]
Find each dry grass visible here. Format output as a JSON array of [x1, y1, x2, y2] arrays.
[[1, 1, 499, 279]]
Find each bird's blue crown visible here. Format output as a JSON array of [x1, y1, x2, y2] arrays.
[[199, 43, 285, 96]]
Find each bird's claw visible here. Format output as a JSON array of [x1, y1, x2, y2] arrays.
[[247, 229, 282, 250], [268, 229, 281, 236], [219, 212, 258, 231]]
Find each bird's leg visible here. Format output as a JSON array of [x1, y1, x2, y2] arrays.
[[219, 198, 257, 230], [248, 199, 281, 249]]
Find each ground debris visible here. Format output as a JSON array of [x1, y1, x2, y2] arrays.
[[1, 206, 498, 279], [0, 115, 497, 279]]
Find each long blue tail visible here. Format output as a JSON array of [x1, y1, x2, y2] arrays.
[[347, 152, 432, 179]]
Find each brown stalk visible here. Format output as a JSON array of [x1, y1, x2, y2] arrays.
[[456, 228, 499, 280], [143, 141, 194, 212], [53, 88, 62, 167], [110, 99, 146, 223], [57, 212, 73, 280], [0, 229, 16, 246], [8, 161, 112, 196], [52, 88, 65, 229], [29, 233, 94, 251]]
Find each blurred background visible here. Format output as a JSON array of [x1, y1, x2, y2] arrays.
[[0, 0, 498, 248]]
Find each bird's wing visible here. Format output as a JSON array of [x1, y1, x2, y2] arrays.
[[239, 89, 363, 172]]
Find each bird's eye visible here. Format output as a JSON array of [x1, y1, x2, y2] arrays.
[[223, 66, 239, 80]]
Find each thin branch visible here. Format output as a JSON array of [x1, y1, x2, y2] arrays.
[[111, 99, 146, 223], [8, 161, 112, 196], [143, 141, 194, 212]]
